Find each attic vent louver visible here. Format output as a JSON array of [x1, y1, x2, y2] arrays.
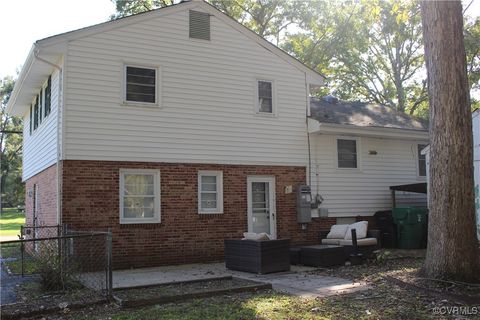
[[189, 10, 210, 40]]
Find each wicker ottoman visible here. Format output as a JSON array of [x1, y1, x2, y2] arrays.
[[224, 239, 290, 274], [300, 245, 345, 267]]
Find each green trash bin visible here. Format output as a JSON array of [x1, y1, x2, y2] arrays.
[[392, 207, 428, 249]]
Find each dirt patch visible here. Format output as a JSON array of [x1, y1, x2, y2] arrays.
[[0, 282, 107, 320]]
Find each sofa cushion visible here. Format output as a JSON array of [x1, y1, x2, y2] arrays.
[[339, 238, 377, 246], [321, 238, 341, 245], [326, 224, 349, 239], [243, 232, 270, 241], [344, 221, 368, 240]]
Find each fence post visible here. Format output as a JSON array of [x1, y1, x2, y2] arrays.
[[106, 228, 113, 298], [20, 225, 24, 277], [56, 224, 64, 290]]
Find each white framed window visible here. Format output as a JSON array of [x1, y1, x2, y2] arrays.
[[124, 65, 159, 105], [255, 80, 275, 114], [119, 169, 161, 224], [417, 144, 427, 177], [336, 137, 359, 169], [198, 171, 223, 214]]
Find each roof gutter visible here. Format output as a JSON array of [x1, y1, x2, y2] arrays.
[[6, 42, 63, 116], [308, 119, 429, 141], [5, 46, 36, 115], [33, 42, 62, 71]]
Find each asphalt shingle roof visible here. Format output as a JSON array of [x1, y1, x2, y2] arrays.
[[310, 98, 429, 131]]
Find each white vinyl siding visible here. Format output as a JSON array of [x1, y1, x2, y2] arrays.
[[119, 169, 161, 224], [23, 67, 61, 181], [198, 171, 223, 214], [63, 7, 308, 166], [311, 134, 428, 217]]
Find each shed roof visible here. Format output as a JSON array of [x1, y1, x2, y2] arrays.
[[310, 98, 429, 131]]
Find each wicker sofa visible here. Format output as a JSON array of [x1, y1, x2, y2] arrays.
[[224, 239, 290, 274], [319, 227, 381, 258]]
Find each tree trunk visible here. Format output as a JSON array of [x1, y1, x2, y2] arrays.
[[421, 0, 480, 282]]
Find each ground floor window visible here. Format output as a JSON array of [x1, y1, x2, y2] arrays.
[[119, 169, 161, 224], [198, 171, 223, 214]]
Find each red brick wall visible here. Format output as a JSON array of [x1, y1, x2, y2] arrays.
[[60, 160, 337, 269], [25, 164, 58, 228]]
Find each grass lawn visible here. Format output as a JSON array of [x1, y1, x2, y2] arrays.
[[0, 207, 25, 238]]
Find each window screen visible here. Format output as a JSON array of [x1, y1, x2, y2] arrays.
[[337, 139, 358, 168], [189, 10, 210, 40], [125, 66, 156, 103], [258, 81, 273, 113]]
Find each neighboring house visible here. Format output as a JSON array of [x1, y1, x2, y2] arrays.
[[422, 109, 479, 240], [6, 0, 429, 268], [308, 97, 429, 223], [474, 109, 480, 240]]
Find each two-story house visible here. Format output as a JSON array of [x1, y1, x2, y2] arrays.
[[7, 0, 428, 268]]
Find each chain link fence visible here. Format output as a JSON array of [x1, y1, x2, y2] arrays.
[[0, 225, 112, 299]]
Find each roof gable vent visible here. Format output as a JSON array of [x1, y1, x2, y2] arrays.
[[189, 10, 210, 40]]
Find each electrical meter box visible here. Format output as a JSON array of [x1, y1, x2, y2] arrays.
[[297, 185, 312, 223]]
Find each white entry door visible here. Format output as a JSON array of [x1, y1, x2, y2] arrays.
[[247, 176, 276, 239]]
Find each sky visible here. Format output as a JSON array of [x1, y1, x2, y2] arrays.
[[0, 0, 479, 78], [0, 0, 116, 77]]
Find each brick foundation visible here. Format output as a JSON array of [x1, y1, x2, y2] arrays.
[[25, 164, 58, 228], [60, 160, 337, 269]]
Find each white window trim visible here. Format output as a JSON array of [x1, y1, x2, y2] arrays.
[[119, 169, 161, 224], [122, 64, 161, 107], [198, 170, 224, 214], [416, 143, 428, 179], [254, 79, 277, 116], [335, 136, 361, 170]]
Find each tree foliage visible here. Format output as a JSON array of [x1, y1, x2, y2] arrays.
[[465, 16, 480, 110], [104, 0, 480, 116], [1, 76, 24, 209]]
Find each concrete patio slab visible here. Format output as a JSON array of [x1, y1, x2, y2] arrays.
[[106, 263, 369, 298]]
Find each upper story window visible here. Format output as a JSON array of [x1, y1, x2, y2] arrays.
[[125, 66, 157, 105], [189, 10, 210, 40], [198, 171, 223, 214], [33, 95, 39, 131], [30, 75, 52, 135], [119, 169, 161, 224], [29, 104, 33, 135], [417, 144, 427, 177], [44, 76, 52, 117], [337, 138, 358, 169], [257, 80, 274, 114]]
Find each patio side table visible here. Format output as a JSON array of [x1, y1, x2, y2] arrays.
[[224, 239, 290, 274], [300, 245, 345, 267]]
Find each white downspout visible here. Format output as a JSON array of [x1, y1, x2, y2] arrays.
[[33, 43, 63, 226]]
